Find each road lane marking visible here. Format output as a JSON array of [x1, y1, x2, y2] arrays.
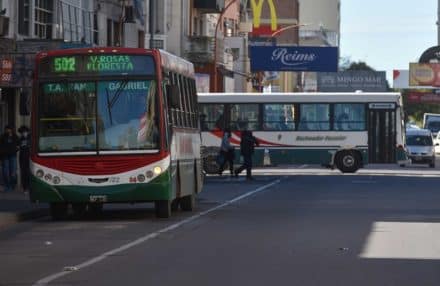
[[360, 221, 440, 260], [32, 179, 281, 286]]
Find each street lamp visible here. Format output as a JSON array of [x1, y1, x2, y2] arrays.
[[213, 0, 240, 92], [268, 22, 310, 42]]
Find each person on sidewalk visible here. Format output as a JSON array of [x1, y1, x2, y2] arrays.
[[235, 130, 259, 180], [218, 130, 235, 176], [0, 125, 19, 192], [18, 125, 31, 194]]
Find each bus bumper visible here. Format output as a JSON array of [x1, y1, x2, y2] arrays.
[[29, 170, 173, 203]]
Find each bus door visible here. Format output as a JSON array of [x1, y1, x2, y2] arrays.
[[368, 103, 396, 163]]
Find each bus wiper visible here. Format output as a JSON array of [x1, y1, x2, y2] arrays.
[[106, 79, 129, 125]]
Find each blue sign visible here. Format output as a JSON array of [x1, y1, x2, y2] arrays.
[[250, 46, 338, 72]]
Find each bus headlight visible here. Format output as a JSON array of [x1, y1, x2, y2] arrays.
[[44, 173, 52, 181], [146, 170, 154, 179], [153, 166, 162, 175], [36, 169, 44, 178], [53, 176, 61, 185], [137, 174, 146, 182]]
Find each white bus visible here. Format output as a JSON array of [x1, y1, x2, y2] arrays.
[[198, 92, 407, 173]]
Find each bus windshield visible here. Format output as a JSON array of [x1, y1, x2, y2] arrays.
[[37, 80, 159, 153]]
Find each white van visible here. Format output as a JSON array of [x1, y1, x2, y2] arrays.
[[405, 128, 435, 168], [423, 113, 440, 136]]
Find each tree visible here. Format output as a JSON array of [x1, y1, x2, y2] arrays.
[[339, 56, 375, 71]]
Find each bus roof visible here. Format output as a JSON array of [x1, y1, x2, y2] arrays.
[[198, 92, 402, 104], [158, 49, 194, 78]]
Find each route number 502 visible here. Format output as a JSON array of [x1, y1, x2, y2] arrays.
[[54, 57, 76, 72]]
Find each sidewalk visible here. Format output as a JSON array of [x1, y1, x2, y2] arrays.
[[0, 186, 48, 228]]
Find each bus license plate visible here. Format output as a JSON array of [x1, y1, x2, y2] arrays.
[[89, 195, 107, 202]]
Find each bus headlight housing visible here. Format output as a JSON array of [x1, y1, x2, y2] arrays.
[[53, 176, 61, 185], [36, 169, 44, 178], [146, 170, 154, 179], [44, 173, 52, 181], [137, 174, 146, 182], [153, 166, 162, 175]]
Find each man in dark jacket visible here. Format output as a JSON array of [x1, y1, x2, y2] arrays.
[[0, 125, 19, 192], [18, 125, 31, 194], [234, 130, 259, 180]]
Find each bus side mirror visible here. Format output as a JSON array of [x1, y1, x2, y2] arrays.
[[166, 84, 180, 108]]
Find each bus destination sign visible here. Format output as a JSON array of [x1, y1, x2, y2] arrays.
[[86, 56, 134, 73], [42, 54, 155, 77]]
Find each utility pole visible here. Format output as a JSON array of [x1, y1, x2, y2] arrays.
[[438, 0, 440, 45], [149, 0, 154, 48]]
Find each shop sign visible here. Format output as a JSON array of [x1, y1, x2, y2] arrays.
[[251, 0, 278, 35], [318, 71, 387, 92], [0, 58, 12, 83], [250, 46, 338, 72], [409, 63, 440, 86]]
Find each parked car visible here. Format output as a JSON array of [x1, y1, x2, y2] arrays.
[[405, 128, 435, 168]]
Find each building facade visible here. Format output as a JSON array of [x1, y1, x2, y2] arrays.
[[298, 0, 340, 47], [298, 0, 341, 91], [0, 0, 149, 133], [186, 0, 252, 92]]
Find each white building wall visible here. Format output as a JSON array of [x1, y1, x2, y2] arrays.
[[298, 0, 340, 46], [225, 36, 250, 92], [166, 0, 185, 56]]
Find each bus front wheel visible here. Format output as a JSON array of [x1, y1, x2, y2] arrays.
[[336, 150, 360, 173], [155, 200, 171, 218], [180, 194, 195, 211], [50, 203, 68, 220]]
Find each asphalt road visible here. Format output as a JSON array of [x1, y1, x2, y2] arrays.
[[1, 168, 440, 286]]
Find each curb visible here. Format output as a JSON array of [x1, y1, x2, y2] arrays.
[[0, 208, 48, 229]]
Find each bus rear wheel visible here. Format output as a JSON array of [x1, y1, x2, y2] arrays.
[[50, 203, 68, 220], [155, 200, 171, 218], [336, 150, 360, 173]]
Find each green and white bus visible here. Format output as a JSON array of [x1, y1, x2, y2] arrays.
[[31, 47, 203, 219], [199, 92, 407, 173]]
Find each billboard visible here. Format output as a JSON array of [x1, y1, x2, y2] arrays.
[[250, 46, 338, 72], [409, 63, 440, 87], [317, 71, 387, 92], [407, 91, 440, 103]]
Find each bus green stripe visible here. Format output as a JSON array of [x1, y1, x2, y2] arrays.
[[30, 170, 173, 203]]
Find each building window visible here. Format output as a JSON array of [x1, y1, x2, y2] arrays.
[[58, 1, 97, 44], [19, 0, 30, 35], [34, 0, 53, 39], [93, 14, 98, 45], [107, 18, 112, 46]]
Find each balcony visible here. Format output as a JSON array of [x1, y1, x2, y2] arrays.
[[299, 29, 339, 47], [193, 0, 225, 13], [185, 36, 224, 64]]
